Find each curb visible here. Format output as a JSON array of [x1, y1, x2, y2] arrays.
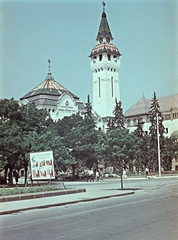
[[0, 191, 134, 215], [0, 188, 86, 203]]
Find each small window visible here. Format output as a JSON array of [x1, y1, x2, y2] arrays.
[[165, 128, 168, 134], [107, 54, 111, 61], [114, 56, 117, 62], [145, 131, 148, 135], [93, 57, 96, 63], [133, 119, 137, 126], [99, 54, 102, 61], [127, 120, 131, 127]]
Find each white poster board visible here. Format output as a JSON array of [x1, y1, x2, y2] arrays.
[[30, 150, 55, 180]]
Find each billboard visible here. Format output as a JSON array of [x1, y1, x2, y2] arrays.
[[30, 150, 55, 180]]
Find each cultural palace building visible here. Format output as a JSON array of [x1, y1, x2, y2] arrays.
[[19, 3, 178, 170]]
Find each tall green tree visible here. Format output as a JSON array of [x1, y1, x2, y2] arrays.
[[84, 94, 92, 118], [112, 98, 125, 129], [134, 117, 148, 169], [148, 92, 166, 170]]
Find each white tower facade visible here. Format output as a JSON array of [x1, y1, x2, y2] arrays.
[[89, 4, 121, 118]]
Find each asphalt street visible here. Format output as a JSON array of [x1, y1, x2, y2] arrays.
[[1, 177, 178, 240]]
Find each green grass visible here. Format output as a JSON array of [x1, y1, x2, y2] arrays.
[[0, 185, 62, 196]]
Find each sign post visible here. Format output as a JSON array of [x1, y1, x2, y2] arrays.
[[30, 151, 55, 181]]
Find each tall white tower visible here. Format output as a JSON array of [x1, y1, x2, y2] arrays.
[[89, 3, 121, 119]]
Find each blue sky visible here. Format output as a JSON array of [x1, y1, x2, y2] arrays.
[[0, 0, 178, 112]]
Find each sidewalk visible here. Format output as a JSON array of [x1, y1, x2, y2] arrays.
[[0, 182, 134, 215]]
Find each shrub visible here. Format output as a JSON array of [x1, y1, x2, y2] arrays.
[[0, 185, 62, 196]]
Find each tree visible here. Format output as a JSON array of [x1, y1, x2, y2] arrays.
[[29, 131, 75, 171], [16, 102, 52, 185], [0, 98, 22, 184], [148, 92, 166, 170], [134, 117, 148, 169], [106, 118, 114, 132], [55, 113, 98, 179], [0, 99, 52, 185], [84, 94, 92, 118], [105, 128, 140, 189], [112, 98, 125, 129]]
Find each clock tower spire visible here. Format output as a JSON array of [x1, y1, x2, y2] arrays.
[[89, 2, 121, 119]]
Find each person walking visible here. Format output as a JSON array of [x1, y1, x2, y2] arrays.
[[14, 170, 19, 185], [95, 171, 99, 181], [145, 167, 149, 178], [89, 168, 94, 182], [84, 171, 89, 182], [99, 170, 104, 182]]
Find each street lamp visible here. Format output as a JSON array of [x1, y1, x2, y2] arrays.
[[156, 112, 161, 177]]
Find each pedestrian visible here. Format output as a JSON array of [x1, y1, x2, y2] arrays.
[[14, 170, 19, 185], [145, 167, 149, 178], [99, 170, 104, 182], [84, 171, 89, 182], [123, 169, 127, 179], [95, 171, 99, 181], [89, 169, 94, 182]]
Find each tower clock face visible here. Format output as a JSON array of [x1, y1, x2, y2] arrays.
[[106, 37, 110, 43], [99, 37, 103, 43]]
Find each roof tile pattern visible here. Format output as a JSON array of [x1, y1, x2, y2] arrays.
[[96, 12, 113, 40], [124, 94, 178, 117], [20, 71, 79, 100]]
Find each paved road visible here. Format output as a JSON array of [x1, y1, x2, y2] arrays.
[[1, 178, 178, 240]]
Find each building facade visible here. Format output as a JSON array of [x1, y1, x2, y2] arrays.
[[124, 94, 178, 138], [20, 60, 85, 120]]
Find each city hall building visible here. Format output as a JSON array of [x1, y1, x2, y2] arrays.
[[20, 3, 178, 170]]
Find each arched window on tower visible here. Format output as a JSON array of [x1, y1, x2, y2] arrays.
[[107, 54, 111, 61], [114, 56, 117, 62], [99, 54, 102, 61]]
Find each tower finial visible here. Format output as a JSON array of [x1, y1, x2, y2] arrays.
[[48, 59, 51, 72], [102, 1, 106, 12]]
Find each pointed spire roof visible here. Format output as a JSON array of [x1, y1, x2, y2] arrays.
[[20, 60, 79, 100], [89, 3, 121, 58], [96, 2, 113, 41]]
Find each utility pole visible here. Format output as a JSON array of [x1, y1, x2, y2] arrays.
[[156, 113, 161, 177]]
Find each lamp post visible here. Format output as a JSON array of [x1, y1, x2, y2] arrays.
[[156, 112, 161, 177]]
